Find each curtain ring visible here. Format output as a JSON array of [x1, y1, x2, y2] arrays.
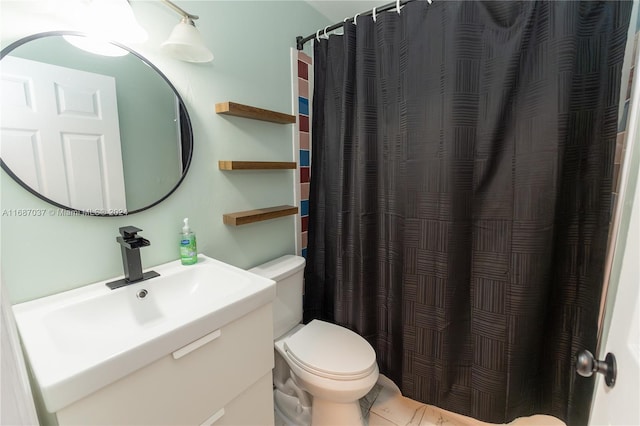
[[372, 7, 377, 22], [323, 25, 330, 39], [334, 17, 348, 35], [427, 0, 432, 4], [396, 0, 401, 14], [316, 29, 321, 42], [354, 12, 360, 25]]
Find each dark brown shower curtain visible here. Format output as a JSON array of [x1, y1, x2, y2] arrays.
[[303, 1, 632, 425]]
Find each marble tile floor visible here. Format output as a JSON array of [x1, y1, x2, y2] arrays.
[[364, 375, 566, 426]]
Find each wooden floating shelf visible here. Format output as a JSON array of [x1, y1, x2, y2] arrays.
[[215, 102, 296, 124], [219, 161, 296, 170], [223, 205, 298, 226]]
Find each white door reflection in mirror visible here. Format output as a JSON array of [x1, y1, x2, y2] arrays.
[[1, 56, 126, 213]]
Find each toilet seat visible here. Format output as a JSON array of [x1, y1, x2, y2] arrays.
[[284, 320, 377, 380]]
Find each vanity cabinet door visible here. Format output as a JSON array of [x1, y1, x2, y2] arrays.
[[204, 372, 274, 426], [55, 303, 274, 425]]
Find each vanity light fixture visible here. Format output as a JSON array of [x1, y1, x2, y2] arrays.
[[160, 0, 213, 63], [63, 0, 148, 57]]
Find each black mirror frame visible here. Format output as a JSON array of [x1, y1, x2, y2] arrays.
[[0, 31, 194, 216]]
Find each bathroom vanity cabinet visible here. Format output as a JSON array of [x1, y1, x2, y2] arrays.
[[53, 303, 275, 426]]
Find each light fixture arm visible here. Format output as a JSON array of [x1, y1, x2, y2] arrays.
[[161, 0, 199, 21]]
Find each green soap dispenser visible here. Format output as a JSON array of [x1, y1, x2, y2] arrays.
[[180, 218, 197, 265]]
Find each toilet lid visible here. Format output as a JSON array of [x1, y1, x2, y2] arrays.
[[284, 320, 377, 380]]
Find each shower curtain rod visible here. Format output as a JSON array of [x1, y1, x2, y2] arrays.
[[296, 0, 418, 50]]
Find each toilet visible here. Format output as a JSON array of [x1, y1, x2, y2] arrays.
[[249, 255, 379, 426]]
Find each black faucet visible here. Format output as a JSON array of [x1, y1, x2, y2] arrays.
[[106, 226, 160, 290]]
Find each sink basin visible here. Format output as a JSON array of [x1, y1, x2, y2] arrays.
[[12, 254, 275, 413]]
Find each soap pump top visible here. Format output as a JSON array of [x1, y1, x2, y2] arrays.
[[182, 217, 191, 234]]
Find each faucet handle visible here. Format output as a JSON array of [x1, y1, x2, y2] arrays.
[[119, 226, 143, 239]]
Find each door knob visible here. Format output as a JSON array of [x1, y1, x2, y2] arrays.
[[576, 350, 617, 388]]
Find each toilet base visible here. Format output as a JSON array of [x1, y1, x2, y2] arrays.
[[311, 397, 364, 426], [274, 389, 311, 426]]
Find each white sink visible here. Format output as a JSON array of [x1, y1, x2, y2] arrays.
[[12, 254, 275, 413]]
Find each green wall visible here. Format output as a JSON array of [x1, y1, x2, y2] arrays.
[[1, 0, 328, 304]]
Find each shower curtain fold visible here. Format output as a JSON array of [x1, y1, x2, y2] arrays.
[[303, 1, 632, 425]]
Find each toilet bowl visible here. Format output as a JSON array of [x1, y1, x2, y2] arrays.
[[249, 255, 379, 426]]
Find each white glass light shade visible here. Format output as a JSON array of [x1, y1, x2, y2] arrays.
[[64, 0, 148, 57], [63, 35, 129, 56], [161, 20, 213, 63]]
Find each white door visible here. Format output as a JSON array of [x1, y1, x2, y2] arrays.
[[0, 56, 126, 213], [588, 58, 640, 425]]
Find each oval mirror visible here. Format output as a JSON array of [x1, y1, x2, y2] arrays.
[[0, 32, 193, 216]]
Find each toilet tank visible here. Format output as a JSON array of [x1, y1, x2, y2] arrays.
[[249, 255, 306, 340]]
